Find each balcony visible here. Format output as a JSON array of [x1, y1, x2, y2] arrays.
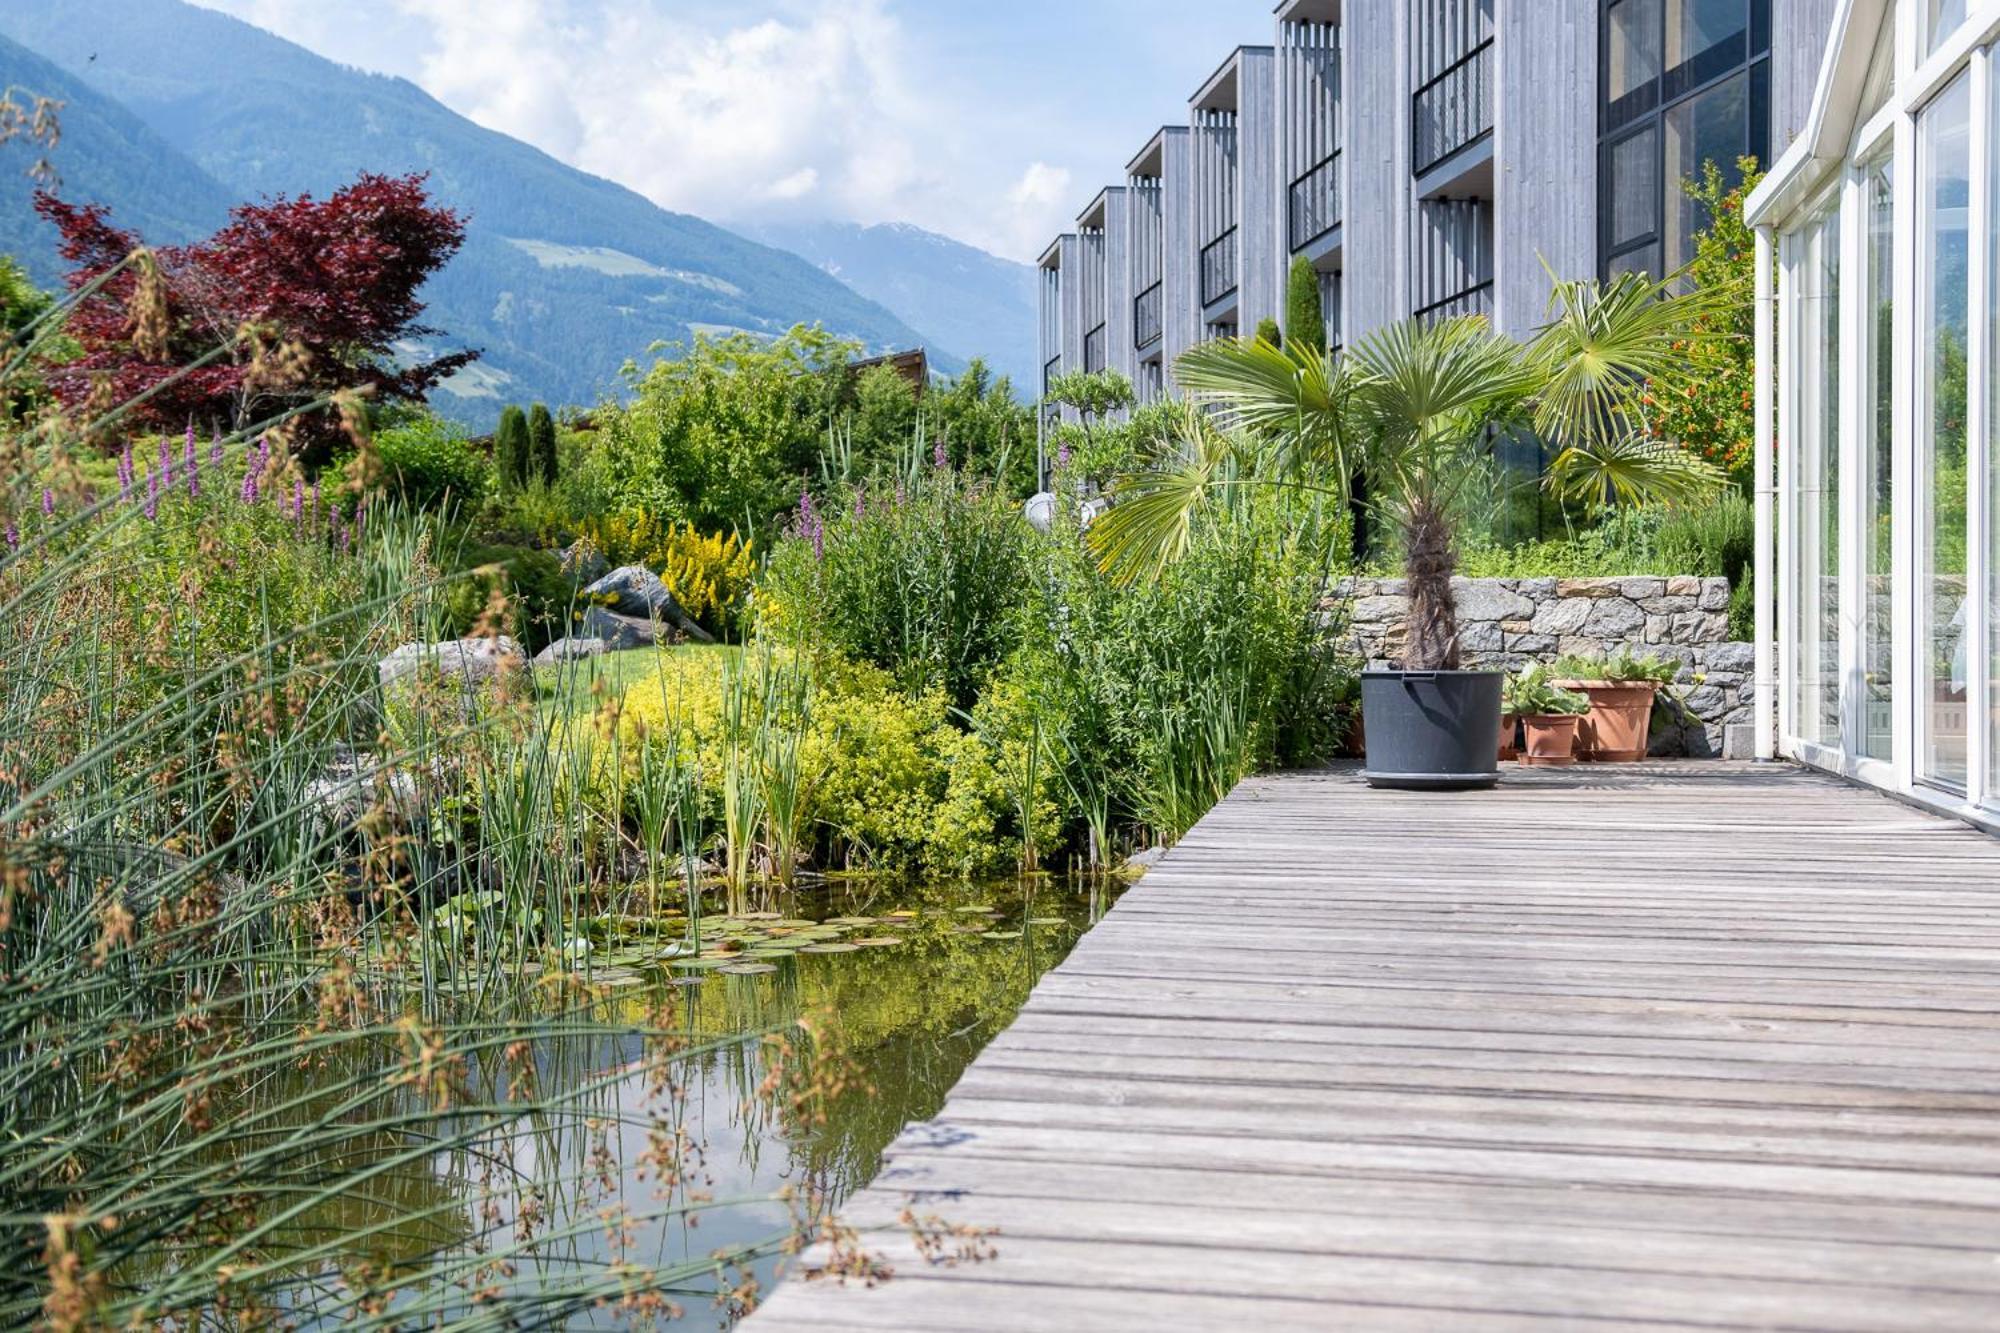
[[1289, 151, 1341, 252], [1413, 279, 1494, 326], [1412, 37, 1492, 177], [1133, 281, 1163, 351], [1200, 226, 1239, 308], [1083, 323, 1107, 374]]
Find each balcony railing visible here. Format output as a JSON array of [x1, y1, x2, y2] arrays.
[[1083, 323, 1107, 374], [1289, 151, 1341, 252], [1200, 226, 1239, 308], [1412, 38, 1493, 177], [1412, 279, 1494, 326], [1133, 281, 1163, 350]]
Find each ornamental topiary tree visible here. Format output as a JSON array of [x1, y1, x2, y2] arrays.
[[494, 404, 530, 490], [1254, 317, 1283, 348], [1287, 256, 1326, 357], [527, 402, 558, 484]]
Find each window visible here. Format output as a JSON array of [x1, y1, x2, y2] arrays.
[[1926, 0, 1968, 56], [1598, 0, 1770, 278], [1663, 69, 1752, 271], [1607, 0, 1661, 106], [1862, 155, 1895, 762], [1792, 204, 1841, 749], [1917, 73, 1971, 789]]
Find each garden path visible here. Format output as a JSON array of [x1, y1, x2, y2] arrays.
[[749, 762, 2000, 1330]]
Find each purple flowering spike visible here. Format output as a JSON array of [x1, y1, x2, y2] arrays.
[[292, 480, 304, 523], [933, 439, 948, 469], [5, 520, 17, 550], [310, 479, 321, 523], [240, 461, 258, 504], [144, 468, 159, 521], [797, 489, 815, 534], [1056, 440, 1071, 470], [41, 488, 54, 517], [210, 431, 224, 470]]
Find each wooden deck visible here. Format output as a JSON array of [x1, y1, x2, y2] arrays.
[[749, 763, 2000, 1331]]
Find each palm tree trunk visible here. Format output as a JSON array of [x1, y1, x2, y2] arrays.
[[1401, 497, 1458, 670]]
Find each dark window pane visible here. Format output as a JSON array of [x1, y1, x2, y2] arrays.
[[1608, 0, 1662, 101], [1609, 242, 1660, 281], [1608, 125, 1660, 248], [1664, 69, 1749, 269], [1673, 0, 1747, 65]]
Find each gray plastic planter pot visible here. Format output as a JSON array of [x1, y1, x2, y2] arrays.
[[1359, 669, 1505, 790]]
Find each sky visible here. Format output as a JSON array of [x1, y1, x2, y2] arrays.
[[189, 0, 1272, 264]]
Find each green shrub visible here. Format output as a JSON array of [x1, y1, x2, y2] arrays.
[[1254, 317, 1282, 348], [1287, 256, 1326, 356], [757, 462, 1030, 708], [495, 404, 531, 491], [371, 411, 490, 511], [528, 402, 558, 485], [441, 539, 576, 652]]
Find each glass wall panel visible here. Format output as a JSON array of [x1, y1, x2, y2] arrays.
[[1663, 70, 1750, 270], [1863, 155, 1896, 761], [1672, 0, 1747, 68], [1793, 206, 1842, 747], [1918, 74, 1971, 789], [1608, 126, 1660, 249], [1990, 65, 2000, 806]]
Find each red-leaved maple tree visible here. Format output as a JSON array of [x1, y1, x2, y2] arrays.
[[35, 172, 475, 455]]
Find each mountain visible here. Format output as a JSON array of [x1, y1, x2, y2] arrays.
[[0, 0, 948, 425], [741, 220, 1039, 393], [0, 33, 236, 280]]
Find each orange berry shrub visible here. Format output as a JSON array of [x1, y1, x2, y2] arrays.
[[1640, 158, 1763, 487]]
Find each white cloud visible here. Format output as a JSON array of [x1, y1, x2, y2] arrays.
[[189, 0, 1084, 261]]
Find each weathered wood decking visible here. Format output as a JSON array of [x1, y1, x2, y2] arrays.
[[751, 763, 2000, 1330]]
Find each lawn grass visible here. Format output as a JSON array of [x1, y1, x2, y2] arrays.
[[535, 643, 736, 715]]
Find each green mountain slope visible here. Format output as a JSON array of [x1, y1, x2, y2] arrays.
[[0, 0, 947, 424], [741, 220, 1039, 393], [0, 32, 235, 285]]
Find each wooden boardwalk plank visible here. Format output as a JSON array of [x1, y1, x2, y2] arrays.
[[747, 763, 2000, 1330]]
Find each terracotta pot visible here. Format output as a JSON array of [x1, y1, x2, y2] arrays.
[[1518, 714, 1581, 766], [1560, 681, 1658, 762], [1498, 712, 1519, 762]]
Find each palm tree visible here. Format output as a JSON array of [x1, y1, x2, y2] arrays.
[[1088, 269, 1729, 672]]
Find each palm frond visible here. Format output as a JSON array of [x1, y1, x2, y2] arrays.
[[1086, 407, 1236, 585], [1544, 430, 1727, 508], [1173, 335, 1351, 481]]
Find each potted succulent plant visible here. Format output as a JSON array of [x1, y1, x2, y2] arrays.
[[1087, 270, 1726, 791], [1552, 648, 1680, 762], [1505, 665, 1593, 766]]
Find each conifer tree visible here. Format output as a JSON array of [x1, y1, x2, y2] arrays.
[[494, 404, 530, 490], [527, 402, 557, 484], [1287, 256, 1326, 356]]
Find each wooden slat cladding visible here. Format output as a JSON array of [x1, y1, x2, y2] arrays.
[[752, 762, 2000, 1329]]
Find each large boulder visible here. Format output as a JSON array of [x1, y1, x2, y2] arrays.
[[533, 636, 610, 666], [559, 539, 608, 584], [378, 635, 527, 688], [582, 566, 715, 643], [577, 607, 656, 650]]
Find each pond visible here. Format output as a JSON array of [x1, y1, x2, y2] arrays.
[[271, 875, 1123, 1326]]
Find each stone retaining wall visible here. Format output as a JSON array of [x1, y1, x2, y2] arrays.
[[1337, 576, 1753, 757]]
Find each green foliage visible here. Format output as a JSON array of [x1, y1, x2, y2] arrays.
[[369, 409, 491, 511], [597, 326, 854, 536], [440, 538, 575, 652], [926, 359, 1038, 496], [757, 462, 1030, 709], [1504, 664, 1591, 717], [1254, 317, 1283, 348], [527, 401, 558, 484], [1551, 646, 1681, 685], [493, 403, 530, 491], [1641, 157, 1762, 483], [1287, 256, 1327, 356], [0, 251, 51, 335], [1045, 369, 1143, 487], [1017, 483, 1353, 849]]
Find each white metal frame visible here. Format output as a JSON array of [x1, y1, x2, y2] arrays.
[[1766, 0, 2000, 833]]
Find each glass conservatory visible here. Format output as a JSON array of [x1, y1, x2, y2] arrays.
[[1748, 0, 1999, 829]]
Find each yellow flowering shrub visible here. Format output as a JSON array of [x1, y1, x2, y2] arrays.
[[596, 647, 1028, 875], [577, 511, 754, 632]]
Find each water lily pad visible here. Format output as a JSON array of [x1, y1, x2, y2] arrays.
[[953, 906, 998, 915], [980, 930, 1023, 941], [1026, 917, 1069, 927], [718, 962, 779, 975], [798, 942, 861, 954], [669, 957, 735, 971], [667, 975, 705, 988], [827, 916, 878, 926], [848, 936, 904, 948], [739, 911, 781, 921], [774, 918, 820, 929], [885, 910, 918, 919]]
